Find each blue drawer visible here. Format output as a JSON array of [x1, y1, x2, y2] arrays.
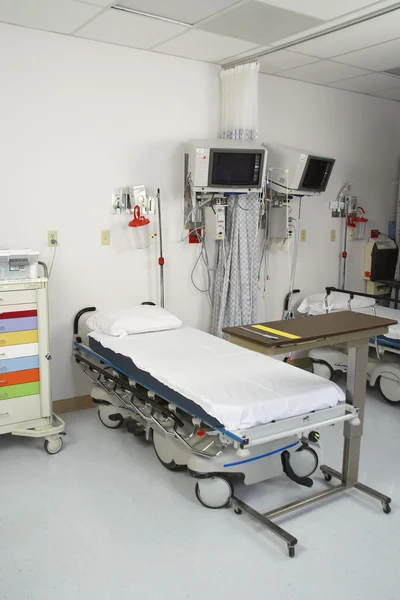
[[0, 356, 39, 373], [0, 317, 38, 333]]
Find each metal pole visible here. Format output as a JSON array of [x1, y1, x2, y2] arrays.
[[157, 188, 165, 308]]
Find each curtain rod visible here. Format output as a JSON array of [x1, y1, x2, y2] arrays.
[[222, 2, 400, 69]]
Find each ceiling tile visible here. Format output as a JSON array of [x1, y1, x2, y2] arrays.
[[258, 49, 318, 73], [0, 0, 101, 34], [336, 38, 400, 71], [256, 0, 379, 21], [74, 0, 113, 6], [373, 87, 400, 100], [153, 29, 258, 62], [198, 1, 323, 45], [75, 8, 188, 49], [328, 72, 400, 93], [116, 0, 242, 25], [290, 9, 400, 59], [277, 60, 370, 84], [219, 45, 271, 66]]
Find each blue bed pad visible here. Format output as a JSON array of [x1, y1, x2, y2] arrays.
[[77, 338, 240, 439]]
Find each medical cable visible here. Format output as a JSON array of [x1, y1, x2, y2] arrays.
[[48, 242, 58, 278]]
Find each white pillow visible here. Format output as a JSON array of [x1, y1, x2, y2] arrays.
[[297, 292, 375, 315], [86, 305, 182, 337]]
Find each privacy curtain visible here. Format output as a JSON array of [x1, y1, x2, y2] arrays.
[[212, 62, 260, 337]]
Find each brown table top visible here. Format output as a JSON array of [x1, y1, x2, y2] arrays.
[[223, 311, 397, 348]]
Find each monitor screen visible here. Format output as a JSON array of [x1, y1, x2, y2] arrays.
[[210, 151, 263, 187], [301, 158, 334, 192]]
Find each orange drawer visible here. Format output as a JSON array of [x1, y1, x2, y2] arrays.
[[0, 368, 39, 387]]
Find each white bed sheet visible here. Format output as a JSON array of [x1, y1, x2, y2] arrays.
[[88, 325, 345, 432], [298, 294, 400, 340]]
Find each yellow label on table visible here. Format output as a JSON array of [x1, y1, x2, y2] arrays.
[[252, 325, 300, 340]]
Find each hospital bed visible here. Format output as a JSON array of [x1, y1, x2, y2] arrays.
[[73, 305, 394, 557], [297, 287, 400, 404]]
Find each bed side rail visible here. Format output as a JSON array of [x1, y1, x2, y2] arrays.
[[73, 307, 96, 342], [326, 286, 387, 302]]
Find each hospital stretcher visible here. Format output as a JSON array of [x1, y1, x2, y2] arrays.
[[73, 307, 394, 558], [298, 287, 400, 404]]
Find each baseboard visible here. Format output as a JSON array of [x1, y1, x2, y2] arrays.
[[54, 395, 94, 414]]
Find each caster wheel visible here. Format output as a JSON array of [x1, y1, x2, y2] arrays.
[[152, 430, 183, 471], [288, 546, 296, 558], [324, 474, 332, 482], [44, 437, 63, 455], [383, 502, 392, 515], [379, 377, 400, 405], [127, 422, 145, 437], [290, 446, 319, 478], [234, 508, 242, 515], [98, 408, 124, 429], [195, 476, 234, 509]]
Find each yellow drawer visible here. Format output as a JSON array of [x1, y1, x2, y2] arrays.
[[0, 330, 38, 347], [0, 289, 37, 306]]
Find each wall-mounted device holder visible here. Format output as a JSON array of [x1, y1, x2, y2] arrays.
[[112, 186, 156, 215]]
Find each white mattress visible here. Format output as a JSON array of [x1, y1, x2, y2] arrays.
[[88, 325, 345, 432]]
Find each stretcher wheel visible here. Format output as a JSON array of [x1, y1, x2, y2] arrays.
[[152, 430, 183, 471], [324, 474, 332, 482], [290, 446, 319, 478], [234, 507, 242, 515], [288, 546, 295, 558], [378, 377, 400, 405], [312, 362, 332, 380], [44, 437, 63, 455], [195, 476, 233, 509], [97, 408, 124, 429], [383, 502, 392, 515]]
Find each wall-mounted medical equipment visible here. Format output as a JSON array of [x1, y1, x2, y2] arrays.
[[188, 139, 267, 197], [204, 205, 226, 240], [0, 262, 65, 453], [264, 144, 335, 195], [269, 205, 291, 240], [129, 206, 151, 249], [112, 186, 155, 215], [364, 236, 398, 295], [348, 207, 368, 241], [0, 249, 40, 280]]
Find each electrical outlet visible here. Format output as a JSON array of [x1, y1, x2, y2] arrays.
[[149, 231, 159, 246], [48, 231, 58, 247], [101, 230, 111, 246], [300, 229, 307, 243], [330, 229, 336, 242]]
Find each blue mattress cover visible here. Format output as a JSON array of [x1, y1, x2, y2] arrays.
[[87, 337, 225, 431]]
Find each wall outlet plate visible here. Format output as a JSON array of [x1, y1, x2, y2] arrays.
[[300, 229, 307, 243], [48, 231, 58, 246], [330, 229, 336, 242], [101, 230, 111, 246]]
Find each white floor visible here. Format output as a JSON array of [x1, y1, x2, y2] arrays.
[[1, 384, 400, 600]]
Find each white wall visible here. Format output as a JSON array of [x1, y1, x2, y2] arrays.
[[258, 74, 400, 320], [0, 24, 219, 400], [1, 23, 400, 401]]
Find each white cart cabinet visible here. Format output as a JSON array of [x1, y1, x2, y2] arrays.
[[0, 278, 65, 453]]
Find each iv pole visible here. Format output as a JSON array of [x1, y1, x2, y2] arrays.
[[157, 188, 165, 308]]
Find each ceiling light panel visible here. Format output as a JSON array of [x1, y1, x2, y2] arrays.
[[328, 72, 400, 93], [278, 60, 370, 84], [198, 1, 323, 46], [75, 8, 188, 49], [255, 0, 379, 21], [115, 0, 242, 25], [153, 29, 259, 62], [336, 37, 400, 71], [0, 0, 101, 34], [258, 50, 318, 73], [289, 9, 400, 59], [374, 87, 400, 100]]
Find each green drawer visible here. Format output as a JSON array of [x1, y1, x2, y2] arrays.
[[0, 381, 40, 401]]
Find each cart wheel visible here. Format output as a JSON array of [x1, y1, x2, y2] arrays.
[[324, 473, 332, 482], [195, 476, 233, 509], [152, 430, 183, 471], [44, 437, 63, 455], [97, 408, 124, 429], [383, 502, 392, 515], [378, 377, 400, 405], [127, 421, 146, 437], [312, 362, 332, 380], [288, 545, 296, 558], [234, 507, 242, 515], [290, 446, 319, 478]]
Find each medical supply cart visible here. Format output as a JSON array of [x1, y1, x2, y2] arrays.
[[0, 273, 65, 453]]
